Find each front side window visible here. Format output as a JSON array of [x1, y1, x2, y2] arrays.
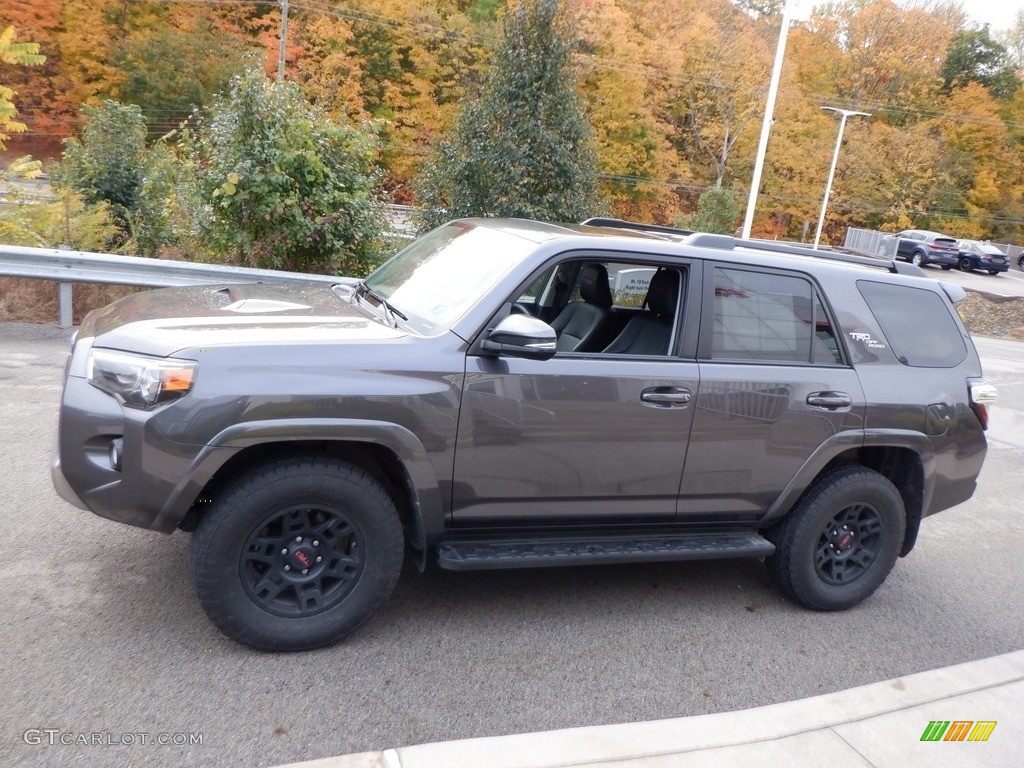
[[711, 267, 840, 365], [510, 258, 684, 356]]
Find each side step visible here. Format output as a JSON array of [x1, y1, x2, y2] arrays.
[[436, 533, 774, 571]]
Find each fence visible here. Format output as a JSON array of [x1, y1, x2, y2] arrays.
[[0, 244, 341, 327], [845, 227, 1024, 261]]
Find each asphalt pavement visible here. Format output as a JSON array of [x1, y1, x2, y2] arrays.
[[0, 323, 1021, 768]]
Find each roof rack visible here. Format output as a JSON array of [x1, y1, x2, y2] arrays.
[[581, 217, 920, 276], [581, 217, 693, 239]]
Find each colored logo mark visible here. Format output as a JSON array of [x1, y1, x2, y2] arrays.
[[920, 721, 997, 742]]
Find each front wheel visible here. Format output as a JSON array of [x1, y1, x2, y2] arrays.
[[911, 252, 925, 267], [190, 457, 405, 651], [764, 465, 905, 611], [958, 257, 973, 272], [1018, 254, 1024, 271], [988, 270, 1000, 276]]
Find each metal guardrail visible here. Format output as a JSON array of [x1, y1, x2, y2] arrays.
[[0, 244, 341, 327]]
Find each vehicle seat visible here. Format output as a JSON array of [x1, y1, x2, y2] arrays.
[[603, 269, 679, 355], [550, 264, 614, 351]]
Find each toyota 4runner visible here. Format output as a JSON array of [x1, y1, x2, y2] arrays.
[[52, 218, 997, 651]]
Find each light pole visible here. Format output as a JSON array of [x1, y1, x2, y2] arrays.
[[741, 1, 795, 240], [813, 106, 870, 249]]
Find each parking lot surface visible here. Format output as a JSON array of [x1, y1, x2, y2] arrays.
[[1, 323, 1021, 768]]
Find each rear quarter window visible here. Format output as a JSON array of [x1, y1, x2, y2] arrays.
[[857, 281, 966, 367]]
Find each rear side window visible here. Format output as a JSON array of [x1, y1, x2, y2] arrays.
[[857, 281, 966, 367], [711, 267, 841, 364]]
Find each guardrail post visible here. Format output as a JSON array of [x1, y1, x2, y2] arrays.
[[56, 244, 73, 327], [58, 282, 73, 328]]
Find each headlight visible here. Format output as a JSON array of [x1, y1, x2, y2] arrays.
[[87, 349, 197, 410]]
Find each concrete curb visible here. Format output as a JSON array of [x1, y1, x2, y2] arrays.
[[274, 650, 1024, 768]]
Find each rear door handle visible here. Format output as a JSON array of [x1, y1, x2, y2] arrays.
[[641, 387, 692, 408], [807, 391, 852, 410]]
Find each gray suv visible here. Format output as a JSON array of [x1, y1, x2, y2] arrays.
[[52, 218, 996, 651]]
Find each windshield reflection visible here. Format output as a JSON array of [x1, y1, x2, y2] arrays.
[[364, 221, 535, 335]]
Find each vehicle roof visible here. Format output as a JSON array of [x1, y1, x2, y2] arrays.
[[903, 229, 955, 239], [468, 218, 930, 283]]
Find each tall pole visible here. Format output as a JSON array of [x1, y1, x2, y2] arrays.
[[813, 107, 870, 249], [277, 0, 290, 82], [741, 1, 795, 240]]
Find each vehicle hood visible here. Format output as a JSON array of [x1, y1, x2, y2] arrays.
[[79, 280, 406, 357]]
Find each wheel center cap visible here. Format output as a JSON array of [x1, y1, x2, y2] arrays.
[[290, 547, 314, 569], [837, 533, 854, 551]]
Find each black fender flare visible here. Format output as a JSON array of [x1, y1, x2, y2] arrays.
[[154, 419, 445, 553]]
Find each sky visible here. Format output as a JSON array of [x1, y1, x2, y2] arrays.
[[966, 1, 1023, 32], [790, 2, 1022, 33]]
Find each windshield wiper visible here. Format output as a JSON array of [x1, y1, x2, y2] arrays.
[[355, 281, 407, 327]]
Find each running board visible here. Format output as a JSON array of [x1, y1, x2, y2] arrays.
[[436, 533, 774, 571]]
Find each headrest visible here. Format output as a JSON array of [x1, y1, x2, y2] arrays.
[[646, 269, 678, 318], [579, 263, 613, 308]]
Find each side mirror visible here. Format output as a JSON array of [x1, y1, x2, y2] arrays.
[[480, 314, 557, 360]]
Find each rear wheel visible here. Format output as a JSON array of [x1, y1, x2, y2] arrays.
[[765, 464, 905, 611], [190, 457, 404, 651]]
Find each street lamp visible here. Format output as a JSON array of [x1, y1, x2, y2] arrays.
[[741, 0, 795, 239], [813, 106, 870, 249]]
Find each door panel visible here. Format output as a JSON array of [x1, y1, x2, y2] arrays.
[[678, 363, 864, 518], [452, 356, 699, 522]]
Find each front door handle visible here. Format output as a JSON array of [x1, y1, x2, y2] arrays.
[[641, 387, 692, 408], [807, 391, 852, 410]]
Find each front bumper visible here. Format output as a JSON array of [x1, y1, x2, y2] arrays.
[[50, 447, 88, 510], [54, 375, 203, 532]]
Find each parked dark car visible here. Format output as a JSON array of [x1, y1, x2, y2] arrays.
[[881, 230, 959, 269], [956, 240, 1009, 275], [52, 217, 996, 651]]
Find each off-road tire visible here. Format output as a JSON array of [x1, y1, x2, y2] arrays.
[[190, 457, 404, 652], [765, 464, 905, 611]]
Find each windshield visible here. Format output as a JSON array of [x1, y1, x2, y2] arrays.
[[363, 221, 537, 334]]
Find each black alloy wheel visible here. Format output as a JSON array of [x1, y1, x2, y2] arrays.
[[191, 457, 404, 652], [765, 464, 905, 611], [241, 504, 364, 618], [814, 504, 882, 586]]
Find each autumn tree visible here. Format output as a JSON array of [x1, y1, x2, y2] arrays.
[[651, 2, 771, 189], [415, 0, 601, 229], [185, 67, 385, 274], [290, 1, 493, 202], [116, 13, 252, 131], [0, 3, 69, 152], [575, 0, 684, 222], [0, 25, 44, 150]]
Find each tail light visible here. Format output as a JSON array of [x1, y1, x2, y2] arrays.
[[968, 378, 997, 430]]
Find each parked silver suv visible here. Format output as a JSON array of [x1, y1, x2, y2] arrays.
[[52, 218, 997, 651]]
